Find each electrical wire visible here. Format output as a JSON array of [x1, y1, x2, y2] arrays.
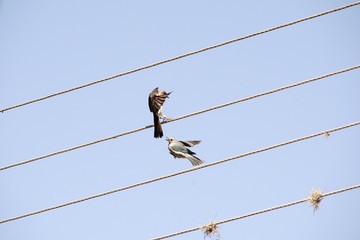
[[0, 121, 358, 224], [1, 2, 359, 113], [152, 184, 360, 240], [1, 65, 358, 171]]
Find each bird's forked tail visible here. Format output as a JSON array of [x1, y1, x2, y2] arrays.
[[186, 154, 204, 166]]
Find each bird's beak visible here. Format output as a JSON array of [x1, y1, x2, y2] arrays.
[[165, 137, 170, 142]]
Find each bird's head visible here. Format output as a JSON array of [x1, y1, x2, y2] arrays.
[[165, 137, 174, 142]]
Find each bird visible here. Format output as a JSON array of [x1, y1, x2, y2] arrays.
[[148, 87, 172, 138], [166, 137, 204, 166]]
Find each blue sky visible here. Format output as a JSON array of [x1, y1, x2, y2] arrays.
[[1, 1, 359, 239]]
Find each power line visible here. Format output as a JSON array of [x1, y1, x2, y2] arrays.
[[152, 184, 360, 240], [1, 65, 358, 171], [1, 2, 359, 113], [0, 121, 358, 224]]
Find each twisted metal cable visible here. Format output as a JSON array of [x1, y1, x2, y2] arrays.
[[1, 2, 359, 113], [0, 121, 359, 224], [153, 184, 360, 239], [1, 65, 359, 171]]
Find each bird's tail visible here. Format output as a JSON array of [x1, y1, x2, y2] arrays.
[[186, 154, 204, 166], [153, 113, 163, 138]]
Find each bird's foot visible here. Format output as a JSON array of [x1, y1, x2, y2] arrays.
[[161, 117, 172, 123]]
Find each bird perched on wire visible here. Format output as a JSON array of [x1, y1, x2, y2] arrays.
[[166, 137, 204, 166], [148, 87, 172, 138]]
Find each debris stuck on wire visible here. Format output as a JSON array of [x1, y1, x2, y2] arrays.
[[201, 220, 220, 240], [309, 189, 323, 212], [323, 132, 331, 138]]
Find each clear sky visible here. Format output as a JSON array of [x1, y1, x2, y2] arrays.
[[1, 1, 359, 239]]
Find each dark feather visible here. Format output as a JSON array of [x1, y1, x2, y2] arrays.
[[148, 88, 171, 115], [152, 112, 163, 138], [180, 140, 201, 147], [186, 148, 196, 155], [148, 88, 171, 138]]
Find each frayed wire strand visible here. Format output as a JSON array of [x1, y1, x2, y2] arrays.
[[152, 184, 360, 239]]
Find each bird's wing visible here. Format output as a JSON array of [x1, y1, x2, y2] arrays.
[[170, 142, 188, 153], [148, 88, 158, 113], [179, 140, 201, 147], [149, 90, 171, 115], [171, 142, 197, 155]]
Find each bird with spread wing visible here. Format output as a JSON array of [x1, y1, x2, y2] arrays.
[[148, 87, 172, 138], [166, 137, 204, 166]]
